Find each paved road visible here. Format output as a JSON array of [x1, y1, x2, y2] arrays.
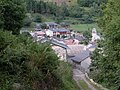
[[73, 69, 97, 90]]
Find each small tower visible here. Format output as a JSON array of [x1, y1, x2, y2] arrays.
[[91, 28, 100, 42], [92, 28, 97, 37]]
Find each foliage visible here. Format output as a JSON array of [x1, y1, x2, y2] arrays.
[[79, 80, 89, 90], [0, 30, 79, 90], [23, 13, 33, 27], [0, 0, 26, 35], [0, 30, 61, 90], [41, 23, 48, 29], [77, 0, 107, 7], [24, 0, 107, 24], [55, 61, 79, 90], [69, 6, 84, 18], [33, 13, 42, 23], [83, 30, 92, 44], [90, 0, 120, 90]]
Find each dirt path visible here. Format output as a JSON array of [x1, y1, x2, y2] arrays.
[[73, 69, 97, 90]]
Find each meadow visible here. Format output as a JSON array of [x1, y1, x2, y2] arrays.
[[71, 23, 101, 32]]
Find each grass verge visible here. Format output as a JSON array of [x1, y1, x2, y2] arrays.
[[85, 76, 104, 90], [79, 80, 91, 90], [56, 61, 80, 90]]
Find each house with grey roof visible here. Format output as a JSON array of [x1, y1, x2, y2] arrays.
[[70, 50, 91, 73], [45, 22, 58, 28], [71, 50, 90, 64]]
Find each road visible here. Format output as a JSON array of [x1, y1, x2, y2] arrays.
[[73, 69, 97, 90]]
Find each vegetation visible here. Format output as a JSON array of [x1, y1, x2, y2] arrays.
[[56, 61, 79, 90], [24, 0, 107, 24], [77, 0, 107, 7], [0, 0, 26, 35], [0, 0, 79, 89], [90, 0, 120, 90], [1, 0, 120, 90], [0, 30, 79, 90], [71, 23, 100, 32], [0, 30, 59, 89], [79, 80, 90, 90]]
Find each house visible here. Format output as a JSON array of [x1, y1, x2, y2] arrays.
[[60, 22, 70, 28], [71, 50, 90, 64], [45, 22, 58, 29], [45, 29, 54, 37], [49, 28, 71, 38], [57, 28, 70, 35], [35, 23, 42, 31], [70, 50, 91, 73]]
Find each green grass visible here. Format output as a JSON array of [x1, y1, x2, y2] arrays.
[[56, 61, 79, 90], [85, 76, 104, 90], [41, 15, 55, 22], [79, 80, 91, 90], [71, 23, 101, 32]]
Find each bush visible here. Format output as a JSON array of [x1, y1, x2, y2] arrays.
[[41, 23, 48, 29], [0, 30, 60, 90], [55, 61, 79, 90], [23, 14, 32, 27], [0, 30, 79, 90], [33, 14, 42, 23]]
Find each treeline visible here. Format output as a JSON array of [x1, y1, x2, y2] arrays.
[[0, 0, 79, 90], [77, 0, 107, 7], [90, 0, 120, 90], [0, 30, 79, 90], [25, 0, 107, 24]]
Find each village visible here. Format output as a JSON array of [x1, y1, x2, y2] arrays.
[[1, 0, 119, 89], [21, 22, 101, 74]]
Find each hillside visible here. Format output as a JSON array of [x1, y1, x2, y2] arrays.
[[43, 0, 78, 6]]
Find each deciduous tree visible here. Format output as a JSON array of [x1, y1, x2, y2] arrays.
[[90, 0, 120, 89], [0, 0, 26, 35]]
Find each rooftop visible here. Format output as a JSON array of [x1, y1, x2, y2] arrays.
[[49, 28, 70, 32], [71, 50, 90, 63], [45, 22, 58, 26]]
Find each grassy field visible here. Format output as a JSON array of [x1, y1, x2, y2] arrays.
[[71, 23, 101, 32], [41, 15, 55, 22]]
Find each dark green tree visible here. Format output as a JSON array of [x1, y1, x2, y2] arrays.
[[90, 0, 120, 90], [0, 0, 26, 35]]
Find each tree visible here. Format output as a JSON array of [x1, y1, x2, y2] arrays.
[[0, 30, 61, 90], [33, 13, 42, 23], [90, 0, 120, 90], [23, 13, 32, 27], [0, 0, 26, 35]]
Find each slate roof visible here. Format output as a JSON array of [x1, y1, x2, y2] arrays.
[[45, 22, 58, 26], [57, 28, 70, 32], [40, 37, 69, 49], [49, 28, 70, 33], [71, 50, 90, 63], [51, 40, 69, 49]]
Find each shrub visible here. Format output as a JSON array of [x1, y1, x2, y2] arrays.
[[33, 14, 42, 23], [0, 30, 60, 90]]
